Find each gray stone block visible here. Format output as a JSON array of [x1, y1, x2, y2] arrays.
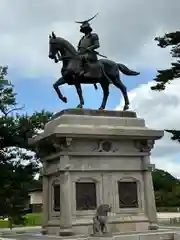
[[29, 109, 164, 236]]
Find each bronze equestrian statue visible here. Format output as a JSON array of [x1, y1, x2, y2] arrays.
[[48, 14, 140, 110]]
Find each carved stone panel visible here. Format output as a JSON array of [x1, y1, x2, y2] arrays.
[[53, 184, 60, 211], [76, 182, 97, 210], [95, 140, 117, 152], [134, 140, 154, 152], [118, 181, 138, 208]]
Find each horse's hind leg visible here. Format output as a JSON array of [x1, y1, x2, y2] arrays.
[[99, 81, 109, 110], [74, 82, 84, 108], [111, 75, 130, 111]]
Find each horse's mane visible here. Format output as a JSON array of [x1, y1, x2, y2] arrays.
[[56, 37, 77, 55]]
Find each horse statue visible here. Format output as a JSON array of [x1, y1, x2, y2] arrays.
[[48, 32, 140, 110], [92, 204, 111, 235]]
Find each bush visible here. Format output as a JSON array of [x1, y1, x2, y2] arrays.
[[0, 213, 42, 228]]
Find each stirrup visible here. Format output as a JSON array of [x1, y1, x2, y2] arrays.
[[79, 70, 85, 76], [84, 72, 91, 77]]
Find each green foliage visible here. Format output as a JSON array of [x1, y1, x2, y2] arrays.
[[0, 66, 52, 227], [24, 213, 42, 226], [0, 213, 42, 228], [28, 178, 42, 191], [152, 31, 180, 91], [0, 111, 52, 149], [152, 169, 180, 207], [0, 66, 9, 89], [165, 130, 180, 143], [151, 31, 180, 148], [152, 169, 178, 192]]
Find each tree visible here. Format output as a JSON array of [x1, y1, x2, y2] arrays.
[[151, 31, 180, 91], [165, 129, 180, 143], [151, 31, 180, 143], [0, 66, 9, 87], [0, 66, 52, 227], [152, 169, 180, 208], [152, 169, 178, 192]]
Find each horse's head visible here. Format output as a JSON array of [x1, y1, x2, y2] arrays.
[[48, 32, 77, 63], [49, 32, 63, 62]]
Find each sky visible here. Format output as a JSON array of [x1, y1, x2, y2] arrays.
[[1, 0, 180, 177]]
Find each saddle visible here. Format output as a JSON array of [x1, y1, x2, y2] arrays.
[[80, 60, 102, 78]]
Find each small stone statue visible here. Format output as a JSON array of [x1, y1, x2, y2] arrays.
[[92, 204, 111, 235]]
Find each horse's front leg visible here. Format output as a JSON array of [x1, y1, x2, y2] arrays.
[[103, 222, 108, 234], [53, 77, 67, 103], [74, 82, 84, 108]]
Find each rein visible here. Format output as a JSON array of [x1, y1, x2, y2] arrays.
[[56, 50, 82, 61]]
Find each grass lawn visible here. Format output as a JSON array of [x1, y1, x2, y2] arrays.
[[0, 213, 42, 228]]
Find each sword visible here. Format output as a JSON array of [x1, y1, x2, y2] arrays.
[[54, 48, 107, 62], [80, 47, 107, 58], [94, 50, 107, 58]]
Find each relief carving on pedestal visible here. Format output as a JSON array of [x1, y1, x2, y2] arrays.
[[143, 163, 155, 171], [134, 139, 155, 152], [94, 140, 117, 152], [52, 137, 73, 151]]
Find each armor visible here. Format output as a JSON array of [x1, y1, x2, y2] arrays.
[[78, 33, 99, 62], [76, 14, 101, 78]]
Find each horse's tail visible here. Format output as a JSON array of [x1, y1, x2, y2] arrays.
[[94, 84, 98, 90], [118, 63, 140, 76]]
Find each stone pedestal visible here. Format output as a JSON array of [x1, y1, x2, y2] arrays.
[[59, 170, 73, 236], [29, 109, 164, 236]]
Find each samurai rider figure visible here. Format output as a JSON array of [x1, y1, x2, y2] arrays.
[[76, 14, 101, 78]]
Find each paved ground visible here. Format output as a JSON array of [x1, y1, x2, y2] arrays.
[[157, 212, 180, 219], [0, 227, 41, 240], [1, 213, 180, 239]]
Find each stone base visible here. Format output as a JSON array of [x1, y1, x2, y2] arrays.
[[39, 229, 175, 240], [30, 109, 164, 238], [59, 228, 74, 236], [44, 216, 149, 236], [148, 223, 159, 230], [41, 228, 48, 235]]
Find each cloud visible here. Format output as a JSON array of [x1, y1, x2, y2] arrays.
[[116, 79, 180, 178], [1, 0, 180, 177], [0, 0, 180, 79]]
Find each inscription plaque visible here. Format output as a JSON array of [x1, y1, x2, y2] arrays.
[[118, 181, 138, 208], [76, 182, 97, 210], [53, 184, 60, 211]]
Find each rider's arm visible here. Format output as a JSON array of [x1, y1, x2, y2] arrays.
[[87, 33, 100, 51]]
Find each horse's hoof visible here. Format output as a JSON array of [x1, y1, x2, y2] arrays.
[[62, 96, 67, 103], [123, 105, 129, 111], [76, 104, 83, 109], [99, 107, 104, 111]]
